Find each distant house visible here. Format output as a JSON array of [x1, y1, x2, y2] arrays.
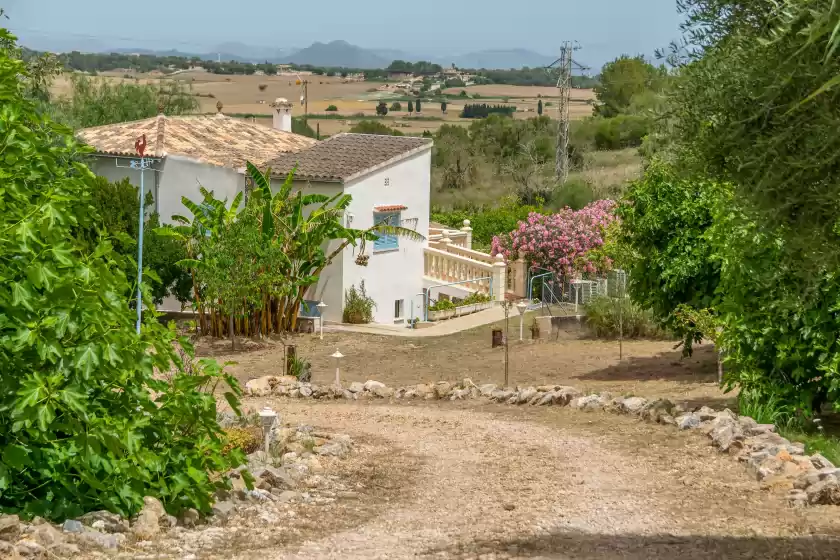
[[77, 100, 436, 325], [387, 71, 414, 80]]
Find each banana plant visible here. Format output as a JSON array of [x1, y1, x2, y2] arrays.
[[245, 162, 425, 331]]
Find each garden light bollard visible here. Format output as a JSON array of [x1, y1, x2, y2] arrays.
[[331, 349, 344, 387], [258, 407, 277, 456], [317, 301, 327, 340], [516, 301, 528, 341]]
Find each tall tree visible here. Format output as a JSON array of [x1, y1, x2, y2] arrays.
[[415, 98, 422, 113], [407, 100, 414, 115], [593, 55, 666, 118], [537, 99, 543, 116]]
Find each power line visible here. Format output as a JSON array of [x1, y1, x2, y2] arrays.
[[547, 41, 589, 183]]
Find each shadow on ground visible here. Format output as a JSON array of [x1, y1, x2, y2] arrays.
[[424, 530, 840, 559], [575, 345, 719, 385]]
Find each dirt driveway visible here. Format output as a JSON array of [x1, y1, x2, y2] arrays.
[[226, 400, 840, 559], [199, 320, 730, 409]]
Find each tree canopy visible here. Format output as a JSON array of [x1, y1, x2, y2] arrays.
[[594, 55, 667, 118]]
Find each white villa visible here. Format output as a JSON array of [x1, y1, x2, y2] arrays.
[[78, 100, 527, 326]]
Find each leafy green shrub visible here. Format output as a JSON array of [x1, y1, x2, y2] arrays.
[[584, 296, 669, 339], [343, 281, 376, 323], [76, 177, 191, 306], [459, 292, 491, 305], [429, 299, 456, 312], [349, 120, 404, 136], [325, 104, 338, 112], [551, 178, 596, 210], [0, 33, 246, 520], [390, 101, 402, 111], [616, 162, 720, 349], [431, 198, 538, 251], [222, 426, 262, 455], [592, 114, 650, 150]]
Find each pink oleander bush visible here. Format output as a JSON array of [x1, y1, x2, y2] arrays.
[[491, 200, 617, 276]]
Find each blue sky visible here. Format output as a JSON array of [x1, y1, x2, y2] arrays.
[[3, 0, 684, 68]]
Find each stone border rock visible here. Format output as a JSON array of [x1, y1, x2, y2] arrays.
[[246, 375, 839, 507], [0, 425, 354, 559]]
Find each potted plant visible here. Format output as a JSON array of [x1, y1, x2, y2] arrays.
[[342, 281, 376, 324]]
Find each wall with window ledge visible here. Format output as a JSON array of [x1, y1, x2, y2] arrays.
[[340, 149, 431, 325]]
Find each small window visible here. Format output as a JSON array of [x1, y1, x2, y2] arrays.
[[394, 299, 404, 319], [373, 211, 400, 252], [384, 177, 390, 186]]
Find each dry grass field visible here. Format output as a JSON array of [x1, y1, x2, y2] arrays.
[[51, 69, 596, 135]]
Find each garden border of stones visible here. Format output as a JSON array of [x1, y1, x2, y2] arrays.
[[246, 375, 840, 507], [0, 424, 354, 559]]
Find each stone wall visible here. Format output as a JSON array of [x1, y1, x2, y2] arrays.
[[245, 375, 839, 507]]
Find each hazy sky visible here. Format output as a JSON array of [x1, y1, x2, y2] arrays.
[[4, 0, 684, 67]]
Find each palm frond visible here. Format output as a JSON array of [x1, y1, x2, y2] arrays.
[[368, 224, 426, 243]]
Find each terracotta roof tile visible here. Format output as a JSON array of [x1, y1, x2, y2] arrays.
[[77, 114, 316, 168], [266, 133, 432, 182], [374, 204, 408, 212]]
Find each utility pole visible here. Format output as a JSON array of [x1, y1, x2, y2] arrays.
[[547, 42, 589, 183], [555, 42, 572, 183]]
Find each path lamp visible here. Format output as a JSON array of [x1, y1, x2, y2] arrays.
[[331, 349, 344, 387], [258, 407, 277, 456], [317, 301, 327, 340], [516, 301, 529, 341]]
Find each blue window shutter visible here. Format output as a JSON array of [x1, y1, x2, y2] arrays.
[[374, 212, 400, 251]]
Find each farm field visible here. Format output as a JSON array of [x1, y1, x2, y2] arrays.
[[50, 69, 596, 135]]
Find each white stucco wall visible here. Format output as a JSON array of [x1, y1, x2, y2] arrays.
[[155, 156, 244, 224], [340, 149, 432, 324], [88, 155, 245, 224]]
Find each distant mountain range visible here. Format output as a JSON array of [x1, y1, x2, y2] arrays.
[[20, 34, 559, 70], [286, 41, 390, 69]]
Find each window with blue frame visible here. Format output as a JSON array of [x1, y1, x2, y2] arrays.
[[373, 211, 401, 252]]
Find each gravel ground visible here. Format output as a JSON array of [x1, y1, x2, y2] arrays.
[[227, 399, 840, 559]]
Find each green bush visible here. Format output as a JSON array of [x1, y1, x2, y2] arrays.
[[0, 32, 246, 521], [593, 114, 651, 150], [343, 281, 376, 323], [429, 299, 456, 312], [76, 177, 191, 306], [459, 292, 491, 305], [584, 296, 669, 339], [431, 199, 538, 251], [325, 104, 338, 112], [349, 120, 404, 136], [551, 178, 596, 210], [390, 101, 402, 111]]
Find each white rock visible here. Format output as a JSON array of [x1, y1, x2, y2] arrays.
[[479, 384, 497, 397], [570, 395, 602, 411], [363, 380, 386, 392], [677, 414, 701, 430], [348, 382, 365, 393], [620, 397, 648, 414], [244, 376, 278, 397]]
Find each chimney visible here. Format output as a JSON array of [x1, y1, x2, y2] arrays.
[[270, 97, 293, 133]]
